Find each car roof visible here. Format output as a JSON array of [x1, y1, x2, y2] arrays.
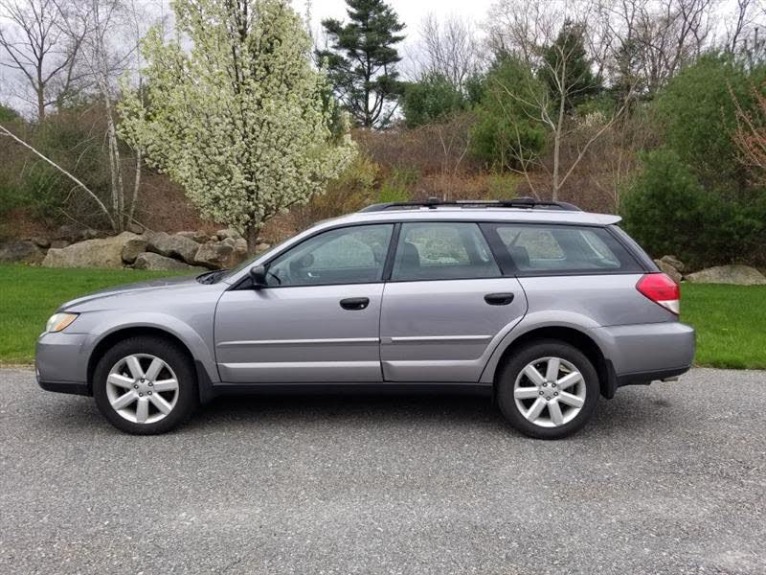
[[331, 207, 622, 227]]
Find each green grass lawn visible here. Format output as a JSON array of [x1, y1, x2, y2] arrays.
[[1, 264, 764, 369], [0, 264, 189, 365], [681, 284, 766, 369]]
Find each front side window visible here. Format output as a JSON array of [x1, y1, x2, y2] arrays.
[[494, 224, 641, 274], [391, 222, 501, 281], [266, 224, 393, 286]]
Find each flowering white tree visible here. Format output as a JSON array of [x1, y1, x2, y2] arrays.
[[119, 0, 356, 248]]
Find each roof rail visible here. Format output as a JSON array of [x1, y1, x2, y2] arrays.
[[358, 197, 582, 213]]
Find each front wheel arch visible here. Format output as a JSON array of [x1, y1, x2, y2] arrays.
[[87, 327, 196, 395]]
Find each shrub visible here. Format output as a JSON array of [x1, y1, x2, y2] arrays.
[[379, 167, 418, 203], [470, 57, 547, 170], [654, 54, 766, 191], [622, 149, 766, 268], [402, 74, 467, 128], [288, 154, 380, 230]]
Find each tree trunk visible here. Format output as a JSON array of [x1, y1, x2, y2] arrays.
[[246, 224, 261, 255], [37, 88, 45, 122], [552, 89, 567, 202]]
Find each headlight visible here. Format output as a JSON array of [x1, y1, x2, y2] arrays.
[[45, 313, 79, 333]]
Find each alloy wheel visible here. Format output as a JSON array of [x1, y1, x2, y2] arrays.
[[513, 356, 587, 428], [105, 354, 180, 424]]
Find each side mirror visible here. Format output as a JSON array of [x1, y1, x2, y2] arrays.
[[249, 265, 268, 289]]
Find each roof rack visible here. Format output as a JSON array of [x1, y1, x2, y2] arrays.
[[358, 197, 582, 213]]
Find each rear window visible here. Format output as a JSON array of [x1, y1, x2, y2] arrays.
[[492, 224, 642, 274]]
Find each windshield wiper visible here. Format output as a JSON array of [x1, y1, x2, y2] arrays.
[[196, 269, 228, 284]]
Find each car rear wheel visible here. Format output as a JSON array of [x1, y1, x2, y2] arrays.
[[93, 337, 198, 435], [497, 340, 599, 439]]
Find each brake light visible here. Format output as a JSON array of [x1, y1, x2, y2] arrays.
[[636, 273, 680, 315]]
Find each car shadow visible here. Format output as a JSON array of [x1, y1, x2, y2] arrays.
[[38, 387, 677, 438], [188, 392, 505, 431], [185, 388, 675, 437]]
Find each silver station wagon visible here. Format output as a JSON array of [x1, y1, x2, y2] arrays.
[[36, 198, 695, 438]]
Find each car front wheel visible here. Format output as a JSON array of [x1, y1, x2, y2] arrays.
[[497, 340, 599, 439], [93, 337, 198, 435]]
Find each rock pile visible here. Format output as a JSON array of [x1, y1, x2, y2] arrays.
[[0, 228, 255, 271], [653, 255, 684, 284], [653, 255, 766, 285], [685, 265, 766, 285]]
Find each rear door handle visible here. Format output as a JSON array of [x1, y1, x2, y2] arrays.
[[340, 297, 370, 311], [484, 293, 515, 306]]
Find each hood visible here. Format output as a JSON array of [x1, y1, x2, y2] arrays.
[[61, 274, 206, 311]]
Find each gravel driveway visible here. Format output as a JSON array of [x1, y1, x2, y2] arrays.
[[1, 367, 765, 575]]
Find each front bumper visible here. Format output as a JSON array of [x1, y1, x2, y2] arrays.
[[36, 332, 91, 396]]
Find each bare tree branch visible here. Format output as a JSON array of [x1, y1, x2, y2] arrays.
[[0, 121, 115, 227], [418, 14, 482, 88], [0, 0, 83, 119]]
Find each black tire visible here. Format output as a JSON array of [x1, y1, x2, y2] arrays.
[[496, 340, 599, 440], [93, 337, 198, 435]]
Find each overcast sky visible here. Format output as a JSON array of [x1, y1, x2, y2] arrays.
[[306, 0, 494, 30], [305, 0, 495, 79]]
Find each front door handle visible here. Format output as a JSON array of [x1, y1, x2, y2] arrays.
[[340, 297, 370, 311], [484, 293, 515, 306]]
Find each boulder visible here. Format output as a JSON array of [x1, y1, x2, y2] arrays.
[[255, 242, 271, 253], [147, 232, 200, 264], [121, 237, 149, 264], [82, 228, 104, 240], [660, 255, 685, 273], [133, 252, 206, 272], [231, 238, 249, 266], [55, 224, 86, 243], [54, 225, 105, 243], [654, 259, 683, 284], [193, 238, 248, 269], [176, 231, 209, 244], [685, 265, 766, 285], [215, 228, 242, 241], [194, 240, 234, 269], [0, 240, 45, 264], [42, 232, 138, 269], [29, 237, 50, 249]]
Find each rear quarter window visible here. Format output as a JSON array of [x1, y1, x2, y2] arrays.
[[492, 224, 643, 275]]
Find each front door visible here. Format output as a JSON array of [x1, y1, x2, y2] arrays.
[[215, 224, 394, 383], [380, 222, 528, 382]]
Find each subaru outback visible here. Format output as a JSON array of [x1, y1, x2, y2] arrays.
[[36, 198, 695, 439]]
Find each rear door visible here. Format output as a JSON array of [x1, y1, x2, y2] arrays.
[[379, 222, 528, 382]]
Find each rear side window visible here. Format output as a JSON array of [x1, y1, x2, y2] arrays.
[[391, 222, 501, 281], [492, 224, 642, 274]]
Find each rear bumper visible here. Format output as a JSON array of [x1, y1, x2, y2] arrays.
[[614, 365, 691, 387], [590, 321, 695, 391]]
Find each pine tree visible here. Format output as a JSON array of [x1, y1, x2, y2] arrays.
[[540, 20, 600, 112], [318, 0, 405, 128]]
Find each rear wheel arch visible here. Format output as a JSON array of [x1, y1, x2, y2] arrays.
[[492, 326, 614, 399]]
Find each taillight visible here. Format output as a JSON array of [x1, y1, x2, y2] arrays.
[[636, 273, 680, 315]]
